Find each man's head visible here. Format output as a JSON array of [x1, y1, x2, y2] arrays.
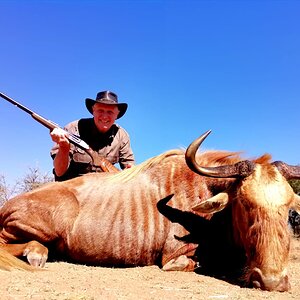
[[85, 91, 128, 133]]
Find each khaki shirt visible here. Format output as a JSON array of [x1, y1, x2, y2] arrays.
[[50, 118, 135, 181]]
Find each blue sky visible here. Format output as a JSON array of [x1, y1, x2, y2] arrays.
[[0, 0, 299, 185]]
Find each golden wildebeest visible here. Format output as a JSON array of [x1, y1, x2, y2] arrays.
[[0, 130, 299, 292]]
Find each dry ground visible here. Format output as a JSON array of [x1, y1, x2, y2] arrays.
[[0, 238, 299, 300]]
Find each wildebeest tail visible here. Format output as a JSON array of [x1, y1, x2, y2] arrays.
[[0, 248, 36, 271]]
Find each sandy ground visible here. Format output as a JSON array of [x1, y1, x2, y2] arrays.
[[0, 238, 299, 300]]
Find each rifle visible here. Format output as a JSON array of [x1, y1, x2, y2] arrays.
[[0, 92, 118, 173]]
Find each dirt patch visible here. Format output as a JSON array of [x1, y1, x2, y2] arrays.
[[0, 238, 299, 300]]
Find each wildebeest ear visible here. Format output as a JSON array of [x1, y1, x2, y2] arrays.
[[192, 192, 229, 214], [291, 193, 300, 215]]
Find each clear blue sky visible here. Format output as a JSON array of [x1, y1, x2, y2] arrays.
[[0, 0, 299, 185]]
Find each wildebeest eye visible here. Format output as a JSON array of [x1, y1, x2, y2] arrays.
[[237, 196, 252, 213], [248, 245, 256, 259]]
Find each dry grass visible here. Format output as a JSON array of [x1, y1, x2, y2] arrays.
[[0, 238, 299, 300]]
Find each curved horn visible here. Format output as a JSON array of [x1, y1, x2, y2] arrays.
[[185, 130, 255, 178], [272, 161, 300, 180], [192, 192, 229, 214]]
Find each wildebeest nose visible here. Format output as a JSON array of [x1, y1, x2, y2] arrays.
[[249, 268, 263, 289], [249, 268, 290, 292]]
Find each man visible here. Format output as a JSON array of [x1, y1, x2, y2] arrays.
[[50, 90, 135, 181]]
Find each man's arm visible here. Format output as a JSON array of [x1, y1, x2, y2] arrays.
[[50, 128, 71, 176]]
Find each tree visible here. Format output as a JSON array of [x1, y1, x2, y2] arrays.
[[15, 167, 53, 194], [289, 179, 300, 195], [0, 167, 54, 206], [0, 175, 17, 206]]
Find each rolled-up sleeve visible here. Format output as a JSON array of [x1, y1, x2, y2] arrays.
[[117, 128, 135, 169], [50, 120, 79, 159]]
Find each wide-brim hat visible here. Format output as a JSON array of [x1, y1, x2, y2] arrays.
[[85, 90, 128, 119]]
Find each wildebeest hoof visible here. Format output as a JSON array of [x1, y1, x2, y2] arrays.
[[23, 250, 48, 267], [162, 255, 190, 271], [23, 241, 48, 267]]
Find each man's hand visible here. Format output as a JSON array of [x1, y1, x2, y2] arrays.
[[51, 128, 71, 177], [124, 163, 133, 169], [50, 128, 70, 151]]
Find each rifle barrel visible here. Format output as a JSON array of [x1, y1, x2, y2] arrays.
[[0, 91, 90, 150], [0, 92, 34, 115]]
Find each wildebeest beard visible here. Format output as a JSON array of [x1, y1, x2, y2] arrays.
[[156, 194, 247, 286]]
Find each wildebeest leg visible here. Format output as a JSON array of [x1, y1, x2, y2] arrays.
[[0, 238, 48, 267], [162, 242, 198, 272], [157, 195, 200, 272], [162, 255, 196, 271], [0, 248, 37, 271], [0, 187, 79, 267], [0, 214, 52, 267]]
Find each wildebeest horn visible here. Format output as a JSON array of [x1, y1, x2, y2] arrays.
[[192, 192, 229, 213], [185, 130, 255, 178], [272, 161, 300, 180]]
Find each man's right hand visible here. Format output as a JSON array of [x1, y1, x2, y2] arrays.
[[50, 128, 70, 151], [51, 128, 71, 177]]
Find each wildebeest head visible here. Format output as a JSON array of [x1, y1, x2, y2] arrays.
[[185, 130, 300, 292]]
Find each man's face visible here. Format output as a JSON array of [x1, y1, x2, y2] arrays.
[[92, 103, 119, 133]]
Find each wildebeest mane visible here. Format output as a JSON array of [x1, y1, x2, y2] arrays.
[[100, 149, 271, 184]]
